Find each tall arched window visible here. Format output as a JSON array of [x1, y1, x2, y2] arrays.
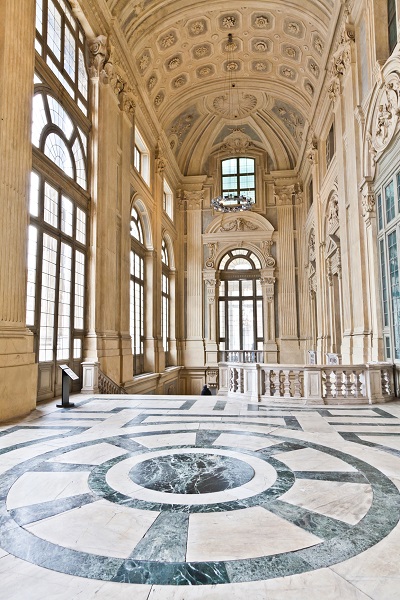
[[130, 207, 145, 375], [218, 249, 263, 351], [161, 239, 170, 363], [28, 0, 89, 400]]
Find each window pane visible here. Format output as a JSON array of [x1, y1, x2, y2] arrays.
[[242, 300, 255, 350], [47, 96, 74, 139], [241, 280, 253, 296], [47, 0, 62, 61], [61, 195, 73, 236], [388, 230, 400, 359], [228, 257, 252, 270], [44, 133, 74, 178], [257, 299, 263, 338], [32, 94, 48, 147], [64, 25, 76, 79], [385, 180, 395, 224], [222, 158, 237, 175], [227, 300, 240, 349], [56, 242, 72, 360], [73, 338, 82, 359], [74, 250, 85, 329], [39, 234, 58, 361], [36, 0, 43, 34], [377, 193, 383, 231], [76, 207, 86, 244], [72, 138, 87, 189], [380, 239, 389, 327], [44, 182, 58, 228], [228, 280, 240, 296], [219, 300, 225, 338], [26, 225, 38, 326], [239, 158, 255, 174], [30, 172, 40, 217]]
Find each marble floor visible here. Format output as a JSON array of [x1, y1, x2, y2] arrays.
[[2, 395, 400, 599]]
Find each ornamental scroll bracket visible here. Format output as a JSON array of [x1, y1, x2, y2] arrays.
[[205, 243, 218, 268], [88, 35, 111, 80], [260, 240, 276, 268]]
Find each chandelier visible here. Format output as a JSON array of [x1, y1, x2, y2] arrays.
[[211, 33, 253, 213]]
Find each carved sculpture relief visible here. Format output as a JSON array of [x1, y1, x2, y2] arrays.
[[205, 243, 218, 268], [370, 77, 400, 153], [219, 218, 258, 232]]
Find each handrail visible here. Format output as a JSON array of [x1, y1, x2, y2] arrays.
[[98, 369, 127, 394]]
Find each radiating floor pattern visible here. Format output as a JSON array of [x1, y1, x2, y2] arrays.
[[2, 395, 400, 599]]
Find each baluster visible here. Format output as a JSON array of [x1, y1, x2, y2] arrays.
[[324, 370, 333, 398], [270, 370, 277, 396], [353, 370, 362, 397], [283, 369, 291, 397], [293, 370, 302, 398], [343, 370, 353, 398]]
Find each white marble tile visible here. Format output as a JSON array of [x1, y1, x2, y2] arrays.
[[327, 410, 379, 416], [0, 428, 71, 449], [274, 447, 357, 472], [135, 400, 188, 409], [359, 435, 400, 451], [213, 432, 280, 451], [47, 442, 127, 465], [0, 554, 151, 600], [186, 506, 321, 561], [132, 432, 197, 448], [143, 416, 223, 423], [280, 479, 373, 524], [331, 425, 400, 433], [293, 413, 339, 434], [26, 499, 158, 558], [6, 471, 91, 509]]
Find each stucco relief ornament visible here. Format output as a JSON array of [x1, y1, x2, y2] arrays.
[[254, 16, 270, 28], [372, 79, 400, 152], [221, 128, 253, 153], [328, 196, 339, 230], [219, 218, 258, 232], [222, 16, 236, 28], [309, 231, 316, 262], [328, 77, 340, 102]]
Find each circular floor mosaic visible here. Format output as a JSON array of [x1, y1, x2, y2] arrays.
[[1, 422, 399, 586]]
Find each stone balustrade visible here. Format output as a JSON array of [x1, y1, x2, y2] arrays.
[[217, 362, 395, 404]]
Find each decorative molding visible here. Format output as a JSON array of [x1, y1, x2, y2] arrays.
[[219, 218, 258, 232], [361, 180, 375, 218], [221, 128, 254, 153]]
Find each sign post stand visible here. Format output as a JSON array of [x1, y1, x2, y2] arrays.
[[57, 364, 79, 408]]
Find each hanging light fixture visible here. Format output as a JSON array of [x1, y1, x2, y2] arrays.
[[211, 33, 253, 213]]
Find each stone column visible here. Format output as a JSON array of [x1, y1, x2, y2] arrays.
[[182, 190, 205, 366], [260, 273, 277, 362], [0, 0, 38, 420], [204, 273, 219, 365], [118, 91, 136, 384], [361, 179, 384, 361], [275, 185, 300, 363]]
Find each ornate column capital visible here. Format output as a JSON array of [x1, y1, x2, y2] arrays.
[[361, 180, 376, 220], [179, 190, 205, 210], [274, 185, 295, 206], [260, 276, 276, 302], [88, 35, 110, 80]]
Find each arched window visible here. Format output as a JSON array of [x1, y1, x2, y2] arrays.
[[130, 207, 145, 375], [161, 239, 170, 362], [221, 157, 256, 204], [218, 249, 263, 352], [28, 0, 89, 400], [32, 92, 87, 189], [163, 178, 174, 220]]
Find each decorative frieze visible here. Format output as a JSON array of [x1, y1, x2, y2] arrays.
[[219, 218, 258, 232]]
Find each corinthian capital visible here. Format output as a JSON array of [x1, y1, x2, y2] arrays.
[[183, 190, 204, 210], [274, 185, 295, 205]]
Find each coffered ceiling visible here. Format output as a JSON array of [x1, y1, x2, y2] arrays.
[[106, 0, 341, 172]]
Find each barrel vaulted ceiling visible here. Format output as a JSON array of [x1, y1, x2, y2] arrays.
[[105, 0, 341, 172]]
